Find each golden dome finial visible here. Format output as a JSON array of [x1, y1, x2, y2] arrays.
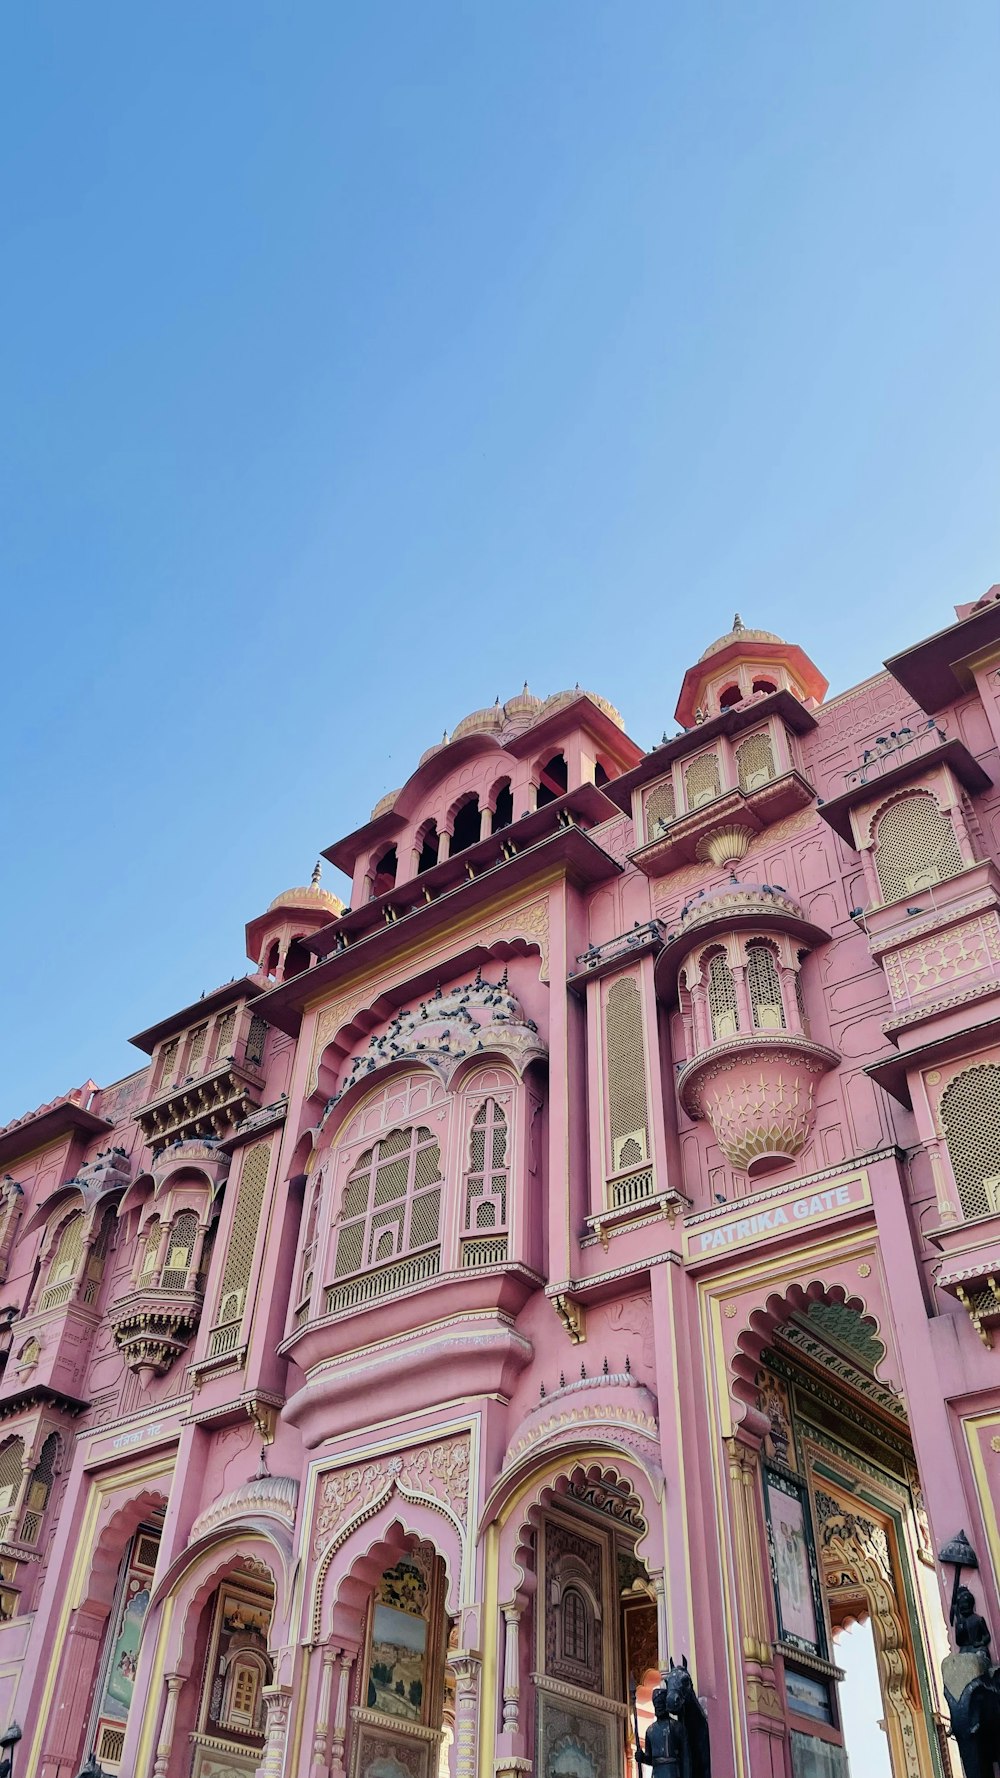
[[310, 861, 322, 888], [733, 612, 744, 631]]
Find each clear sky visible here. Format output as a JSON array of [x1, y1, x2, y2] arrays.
[[3, 2, 1000, 1121]]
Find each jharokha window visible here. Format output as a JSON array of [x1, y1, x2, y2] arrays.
[[940, 1064, 1000, 1220], [334, 1125, 443, 1278], [872, 791, 964, 903]]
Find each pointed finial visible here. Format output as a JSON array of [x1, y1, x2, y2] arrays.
[[311, 861, 322, 887], [255, 1443, 270, 1479], [580, 1361, 587, 1379], [523, 680, 530, 693], [733, 612, 744, 632]]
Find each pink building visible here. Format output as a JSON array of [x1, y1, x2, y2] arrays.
[[7, 598, 1000, 1778]]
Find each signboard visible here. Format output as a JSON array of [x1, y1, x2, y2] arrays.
[[685, 1170, 871, 1261]]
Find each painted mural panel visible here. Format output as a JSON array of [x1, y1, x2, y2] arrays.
[[763, 1471, 823, 1656], [90, 1525, 161, 1771], [367, 1551, 433, 1722]]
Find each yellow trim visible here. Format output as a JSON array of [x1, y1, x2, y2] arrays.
[[133, 1596, 173, 1777], [304, 870, 564, 1018], [684, 1167, 872, 1262], [480, 1522, 499, 1775], [964, 1411, 1000, 1578], [699, 1273, 747, 1778], [289, 1641, 312, 1776], [27, 1454, 175, 1777]]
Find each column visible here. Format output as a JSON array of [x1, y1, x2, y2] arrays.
[[448, 1655, 481, 1778], [501, 1607, 520, 1735], [329, 1649, 355, 1778], [260, 1683, 294, 1778], [152, 1673, 184, 1778], [313, 1646, 337, 1774], [38, 1605, 104, 1778]]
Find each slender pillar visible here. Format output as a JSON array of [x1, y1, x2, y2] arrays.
[[261, 1683, 294, 1778], [313, 1646, 337, 1773], [329, 1649, 355, 1778], [501, 1608, 520, 1733], [448, 1655, 481, 1778], [152, 1673, 184, 1778]]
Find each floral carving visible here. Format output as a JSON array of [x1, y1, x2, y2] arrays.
[[312, 1434, 471, 1556]]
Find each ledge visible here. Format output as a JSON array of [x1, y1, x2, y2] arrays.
[[885, 599, 1000, 713], [602, 689, 817, 812], [130, 976, 262, 1055], [817, 737, 990, 845], [629, 771, 815, 875]]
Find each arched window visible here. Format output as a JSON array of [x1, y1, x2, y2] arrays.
[[735, 730, 776, 792], [40, 1211, 84, 1310], [82, 1205, 117, 1304], [872, 792, 964, 903], [417, 822, 440, 874], [464, 1101, 509, 1235], [684, 751, 722, 809], [263, 941, 281, 979], [372, 846, 398, 897], [0, 1438, 24, 1541], [752, 678, 777, 696], [795, 952, 810, 1036], [536, 754, 568, 808], [19, 1431, 59, 1545], [334, 1126, 443, 1278], [746, 941, 785, 1030], [706, 949, 739, 1041], [220, 1650, 270, 1734], [294, 1172, 322, 1325], [161, 1211, 199, 1289], [561, 1587, 590, 1664], [450, 797, 481, 855], [719, 683, 743, 709], [491, 781, 514, 833], [606, 977, 650, 1171], [644, 779, 675, 839], [941, 1065, 1000, 1220], [139, 1218, 161, 1278]]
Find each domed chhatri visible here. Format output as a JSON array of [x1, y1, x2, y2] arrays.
[[268, 863, 344, 921], [675, 612, 828, 728]]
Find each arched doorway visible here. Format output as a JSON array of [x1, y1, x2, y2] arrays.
[[489, 1446, 666, 1778], [753, 1301, 946, 1777]]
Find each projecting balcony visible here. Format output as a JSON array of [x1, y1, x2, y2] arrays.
[[136, 1057, 265, 1152], [108, 1281, 204, 1382], [630, 771, 815, 875]]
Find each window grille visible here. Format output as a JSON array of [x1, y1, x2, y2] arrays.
[[464, 1101, 509, 1234], [334, 1126, 442, 1279], [794, 961, 810, 1036], [162, 1211, 199, 1289], [214, 1010, 236, 1059], [707, 951, 739, 1040], [212, 1140, 271, 1327], [0, 1439, 24, 1541], [245, 1015, 268, 1067], [140, 1222, 160, 1276], [684, 751, 722, 809], [158, 1039, 179, 1089], [644, 779, 676, 839], [941, 1065, 1000, 1220], [606, 977, 649, 1172], [873, 793, 964, 902], [40, 1212, 84, 1309], [746, 941, 786, 1030], [19, 1432, 58, 1545], [735, 730, 776, 792], [561, 1588, 590, 1665], [188, 1024, 208, 1068]]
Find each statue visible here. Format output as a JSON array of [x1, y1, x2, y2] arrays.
[[633, 1660, 711, 1778], [941, 1580, 1000, 1778]]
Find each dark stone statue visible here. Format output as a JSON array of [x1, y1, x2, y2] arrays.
[[942, 1582, 1000, 1778], [636, 1661, 711, 1778]]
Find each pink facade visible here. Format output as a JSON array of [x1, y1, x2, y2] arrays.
[[9, 600, 1000, 1778]]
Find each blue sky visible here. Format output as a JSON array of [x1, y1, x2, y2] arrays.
[[2, 2, 999, 1120]]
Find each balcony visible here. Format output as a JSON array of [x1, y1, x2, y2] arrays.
[[108, 1281, 204, 1382], [630, 770, 815, 875], [136, 1056, 265, 1152]]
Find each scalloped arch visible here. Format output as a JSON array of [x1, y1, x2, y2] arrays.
[[161, 1544, 280, 1676], [311, 1494, 464, 1642], [730, 1276, 887, 1437], [489, 1449, 664, 1611]]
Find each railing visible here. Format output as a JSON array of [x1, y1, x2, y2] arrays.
[[207, 1320, 242, 1358], [38, 1280, 74, 1312], [575, 921, 663, 973], [324, 1247, 440, 1315], [843, 714, 946, 789], [607, 1165, 656, 1210], [460, 1235, 509, 1267]]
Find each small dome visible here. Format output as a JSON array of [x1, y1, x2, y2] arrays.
[[370, 788, 401, 818], [699, 613, 784, 663], [503, 682, 544, 725], [539, 687, 625, 729], [451, 704, 505, 741], [268, 863, 344, 920]]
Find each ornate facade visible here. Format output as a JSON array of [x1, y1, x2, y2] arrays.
[[11, 597, 1000, 1777]]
